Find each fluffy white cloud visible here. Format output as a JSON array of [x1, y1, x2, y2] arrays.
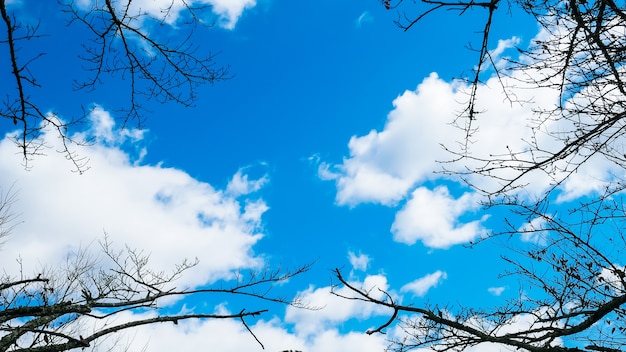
[[554, 153, 625, 202], [0, 108, 266, 287], [320, 68, 563, 207], [77, 0, 255, 29], [316, 67, 561, 251], [0, 108, 396, 352], [207, 0, 256, 29], [400, 270, 447, 297], [304, 329, 388, 352], [93, 308, 388, 352], [320, 30, 626, 250], [391, 186, 486, 248], [488, 37, 521, 71], [348, 251, 370, 271], [320, 73, 464, 206], [285, 275, 393, 337]]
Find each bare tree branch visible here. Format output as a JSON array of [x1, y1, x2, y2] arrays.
[[0, 1, 229, 171]]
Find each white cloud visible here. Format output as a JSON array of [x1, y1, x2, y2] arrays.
[[318, 68, 565, 208], [285, 275, 393, 337], [204, 0, 256, 29], [400, 270, 447, 297], [319, 30, 626, 254], [518, 216, 550, 245], [463, 342, 521, 352], [486, 37, 521, 71], [100, 312, 301, 352], [304, 329, 388, 352], [348, 251, 370, 271], [488, 286, 506, 296], [318, 69, 553, 206], [0, 109, 395, 352], [555, 153, 624, 202], [463, 308, 564, 351], [75, 106, 147, 163], [0, 109, 267, 287], [77, 0, 255, 29], [355, 11, 373, 27], [91, 308, 389, 352], [598, 265, 626, 293], [321, 30, 626, 211], [391, 186, 486, 248], [226, 167, 269, 197], [321, 73, 464, 206], [394, 307, 564, 352]]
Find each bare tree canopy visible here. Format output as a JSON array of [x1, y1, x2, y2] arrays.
[[382, 0, 626, 196], [0, 0, 228, 171], [0, 233, 311, 352], [1, 4, 316, 349], [333, 1, 626, 352]]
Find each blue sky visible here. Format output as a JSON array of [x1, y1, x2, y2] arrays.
[[0, 0, 597, 351]]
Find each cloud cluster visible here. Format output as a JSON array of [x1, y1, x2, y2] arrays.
[[0, 108, 266, 287], [132, 0, 256, 28], [90, 307, 389, 352], [285, 274, 392, 337], [0, 109, 397, 352], [59, 267, 395, 352], [76, 0, 255, 29], [319, 28, 623, 249], [319, 73, 463, 207], [317, 73, 493, 249]]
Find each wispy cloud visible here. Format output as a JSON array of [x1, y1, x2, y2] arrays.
[[348, 251, 370, 271], [401, 270, 447, 297], [226, 166, 269, 197], [488, 286, 506, 296], [355, 11, 373, 27]]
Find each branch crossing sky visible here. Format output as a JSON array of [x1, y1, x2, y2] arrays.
[[0, 1, 597, 351]]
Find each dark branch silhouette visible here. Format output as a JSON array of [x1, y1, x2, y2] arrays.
[[0, 234, 312, 351], [332, 1, 626, 351], [0, 1, 228, 172]]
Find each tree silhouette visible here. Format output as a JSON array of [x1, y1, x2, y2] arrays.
[[0, 0, 228, 172], [334, 1, 626, 351], [0, 231, 310, 352], [0, 3, 314, 350]]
